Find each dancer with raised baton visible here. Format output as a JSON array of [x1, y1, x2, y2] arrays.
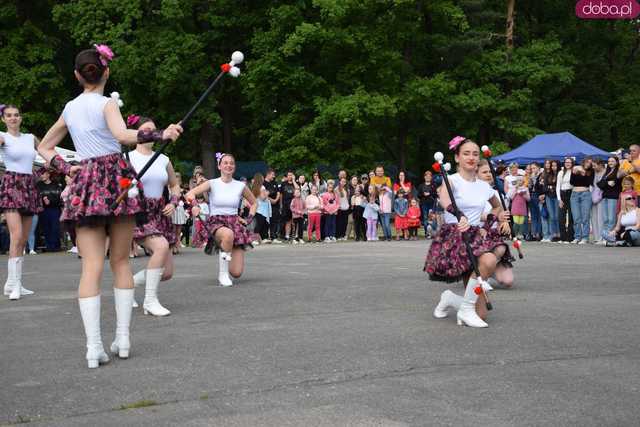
[[38, 45, 183, 368], [425, 137, 513, 328]]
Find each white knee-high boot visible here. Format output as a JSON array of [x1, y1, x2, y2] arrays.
[[433, 290, 463, 319], [456, 278, 488, 328], [131, 270, 146, 308], [218, 252, 233, 287], [143, 268, 170, 316], [15, 257, 34, 295], [4, 258, 18, 298], [78, 295, 110, 368], [110, 288, 134, 358]]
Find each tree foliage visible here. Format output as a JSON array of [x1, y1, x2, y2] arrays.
[[1, 0, 638, 176]]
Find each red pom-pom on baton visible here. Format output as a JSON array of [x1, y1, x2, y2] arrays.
[[220, 63, 231, 73], [432, 162, 441, 172], [119, 178, 132, 189], [474, 286, 482, 295], [482, 148, 492, 157], [513, 239, 521, 249]]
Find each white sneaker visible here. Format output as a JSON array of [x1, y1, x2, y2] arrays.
[[331, 237, 337, 242], [595, 240, 607, 246], [570, 239, 579, 244], [298, 239, 306, 245], [252, 240, 260, 246], [292, 239, 298, 245], [262, 239, 271, 244], [578, 239, 588, 245], [29, 250, 37, 255], [67, 246, 78, 254], [272, 239, 283, 244], [324, 237, 331, 243]]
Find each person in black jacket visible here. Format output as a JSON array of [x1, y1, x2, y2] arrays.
[[417, 170, 437, 238], [598, 156, 622, 239], [36, 171, 63, 251]]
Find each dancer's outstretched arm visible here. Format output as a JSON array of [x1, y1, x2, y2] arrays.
[[185, 181, 211, 202]]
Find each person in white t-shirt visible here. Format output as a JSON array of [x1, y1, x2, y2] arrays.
[[0, 104, 43, 300], [126, 115, 182, 316], [37, 45, 183, 369], [186, 153, 257, 287], [425, 138, 512, 328]]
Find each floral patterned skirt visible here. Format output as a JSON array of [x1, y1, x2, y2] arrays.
[[424, 223, 514, 283], [194, 215, 253, 255], [0, 171, 43, 216], [61, 153, 146, 227], [133, 197, 176, 245]]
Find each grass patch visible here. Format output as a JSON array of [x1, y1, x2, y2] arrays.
[[118, 399, 158, 410]]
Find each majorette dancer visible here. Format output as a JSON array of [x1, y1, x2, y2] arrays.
[[425, 137, 513, 328], [477, 159, 515, 288], [38, 45, 182, 368], [126, 115, 181, 316], [187, 153, 257, 287], [0, 104, 43, 300]]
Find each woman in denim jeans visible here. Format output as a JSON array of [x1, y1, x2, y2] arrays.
[[527, 163, 542, 240], [597, 157, 622, 240], [538, 160, 560, 242], [569, 157, 594, 244]]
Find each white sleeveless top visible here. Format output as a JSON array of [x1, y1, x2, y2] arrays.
[[444, 173, 496, 226], [620, 210, 638, 230], [0, 131, 36, 174], [128, 150, 169, 199], [208, 178, 245, 216], [62, 93, 120, 159]]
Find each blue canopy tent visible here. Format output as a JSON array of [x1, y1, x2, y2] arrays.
[[493, 132, 610, 165]]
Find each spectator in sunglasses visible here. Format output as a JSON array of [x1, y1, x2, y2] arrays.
[[605, 194, 640, 246]]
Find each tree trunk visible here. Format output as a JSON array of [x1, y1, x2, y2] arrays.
[[398, 126, 407, 171], [479, 120, 491, 148], [506, 0, 515, 57], [199, 121, 216, 178], [221, 102, 233, 154]]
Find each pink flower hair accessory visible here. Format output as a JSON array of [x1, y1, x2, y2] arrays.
[[127, 114, 140, 127], [93, 44, 114, 66], [215, 152, 225, 165], [448, 136, 466, 151]]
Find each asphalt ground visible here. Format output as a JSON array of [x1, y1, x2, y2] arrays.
[[1, 241, 639, 426]]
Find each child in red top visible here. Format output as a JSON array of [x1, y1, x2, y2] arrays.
[[406, 198, 421, 240], [290, 188, 306, 244]]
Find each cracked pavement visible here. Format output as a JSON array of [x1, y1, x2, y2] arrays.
[[1, 242, 639, 426]]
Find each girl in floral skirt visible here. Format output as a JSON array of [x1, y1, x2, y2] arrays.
[[477, 159, 515, 288], [187, 153, 257, 287], [0, 104, 42, 300], [425, 137, 512, 328], [126, 115, 182, 316], [38, 45, 183, 368]]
